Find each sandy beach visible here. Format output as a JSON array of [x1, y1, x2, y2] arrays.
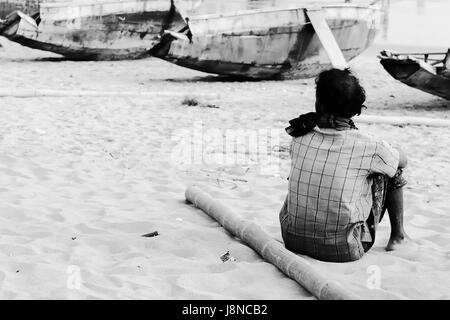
[[0, 33, 449, 300]]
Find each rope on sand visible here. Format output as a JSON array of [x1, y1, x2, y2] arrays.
[[185, 185, 360, 300], [0, 89, 219, 99], [356, 115, 450, 127]]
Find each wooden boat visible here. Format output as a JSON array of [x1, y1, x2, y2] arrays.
[[0, 0, 39, 20], [150, 1, 383, 79], [0, 0, 190, 60], [379, 50, 450, 100]]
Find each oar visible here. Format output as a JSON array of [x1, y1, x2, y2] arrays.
[[305, 7, 349, 70]]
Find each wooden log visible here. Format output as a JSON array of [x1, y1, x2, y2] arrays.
[[185, 185, 360, 300], [0, 89, 219, 99], [356, 115, 450, 127]]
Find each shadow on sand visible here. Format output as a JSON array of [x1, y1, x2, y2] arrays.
[[164, 74, 283, 83], [402, 99, 450, 111], [32, 57, 70, 62]]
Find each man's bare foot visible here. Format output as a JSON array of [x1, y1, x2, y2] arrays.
[[386, 233, 410, 251]]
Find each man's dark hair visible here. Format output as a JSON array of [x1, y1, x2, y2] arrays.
[[315, 69, 366, 118]]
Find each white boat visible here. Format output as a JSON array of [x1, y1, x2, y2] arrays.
[[150, 0, 383, 79]]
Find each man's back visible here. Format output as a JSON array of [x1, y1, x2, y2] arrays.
[[280, 127, 399, 261]]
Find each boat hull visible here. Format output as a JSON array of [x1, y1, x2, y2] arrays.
[[0, 0, 38, 19], [380, 58, 450, 100], [151, 4, 381, 79], [0, 0, 187, 60]]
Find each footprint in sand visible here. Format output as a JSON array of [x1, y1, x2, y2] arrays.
[[68, 146, 84, 156], [170, 246, 201, 259], [208, 262, 236, 274], [0, 244, 36, 256], [174, 274, 231, 299], [152, 185, 184, 194]]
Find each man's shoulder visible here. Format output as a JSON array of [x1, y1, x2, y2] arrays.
[[346, 130, 398, 160], [291, 129, 391, 148], [346, 129, 384, 145]]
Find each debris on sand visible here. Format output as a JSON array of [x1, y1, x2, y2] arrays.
[[220, 251, 236, 263], [142, 231, 159, 238], [182, 97, 200, 107], [182, 97, 219, 109]]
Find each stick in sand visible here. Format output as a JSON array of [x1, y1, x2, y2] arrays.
[[356, 115, 450, 128], [0, 89, 219, 100], [185, 185, 360, 300]]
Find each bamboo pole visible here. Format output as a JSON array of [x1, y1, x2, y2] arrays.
[[185, 185, 360, 300], [356, 115, 450, 127], [0, 89, 219, 99]]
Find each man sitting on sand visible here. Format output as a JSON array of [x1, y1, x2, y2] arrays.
[[279, 69, 409, 262]]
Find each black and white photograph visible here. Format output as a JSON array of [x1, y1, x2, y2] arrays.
[[0, 0, 449, 303]]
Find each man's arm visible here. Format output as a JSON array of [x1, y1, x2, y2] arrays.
[[370, 140, 407, 177]]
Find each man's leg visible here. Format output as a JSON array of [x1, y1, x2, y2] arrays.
[[385, 176, 409, 251]]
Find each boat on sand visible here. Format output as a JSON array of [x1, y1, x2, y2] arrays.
[[0, 0, 189, 60], [1, 0, 382, 80], [150, 1, 383, 79], [379, 50, 450, 100], [0, 0, 39, 20]]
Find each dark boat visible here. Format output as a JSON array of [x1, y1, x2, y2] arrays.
[[380, 50, 450, 100]]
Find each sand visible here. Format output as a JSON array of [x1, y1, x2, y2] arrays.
[[0, 36, 449, 300]]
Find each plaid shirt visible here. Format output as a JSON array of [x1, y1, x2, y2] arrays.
[[280, 127, 400, 262]]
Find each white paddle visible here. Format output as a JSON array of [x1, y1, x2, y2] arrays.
[[305, 7, 349, 70]]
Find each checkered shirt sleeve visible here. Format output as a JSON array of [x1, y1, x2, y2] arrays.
[[370, 140, 400, 178]]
